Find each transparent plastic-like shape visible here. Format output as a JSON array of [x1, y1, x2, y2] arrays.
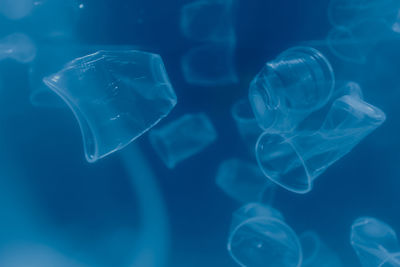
[[149, 113, 217, 168], [181, 42, 238, 86], [216, 158, 275, 203], [0, 0, 34, 20], [351, 217, 400, 267], [328, 0, 400, 28], [327, 19, 394, 64], [249, 47, 334, 133], [43, 50, 177, 163], [231, 98, 263, 152], [30, 44, 138, 108], [0, 33, 36, 63], [300, 231, 343, 267], [180, 0, 236, 42], [256, 93, 386, 194], [228, 203, 302, 267]]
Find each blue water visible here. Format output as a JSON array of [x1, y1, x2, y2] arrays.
[[1, 0, 400, 266]]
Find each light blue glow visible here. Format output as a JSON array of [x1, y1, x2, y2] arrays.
[[181, 42, 238, 86], [0, 0, 34, 20], [0, 33, 36, 63], [228, 203, 302, 267], [249, 46, 334, 133], [351, 217, 400, 267], [149, 113, 217, 168], [216, 158, 275, 203], [300, 231, 343, 267], [43, 50, 177, 163], [180, 0, 236, 42], [256, 92, 386, 194]]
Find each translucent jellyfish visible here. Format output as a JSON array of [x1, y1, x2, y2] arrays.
[[0, 33, 36, 63], [0, 0, 34, 20], [249, 46, 334, 133], [351, 217, 400, 266], [43, 50, 177, 163], [231, 98, 263, 153], [180, 0, 236, 42], [327, 19, 395, 64], [228, 203, 302, 267], [216, 158, 275, 203], [30, 44, 138, 108], [181, 42, 238, 86], [149, 113, 217, 168], [300, 231, 343, 267], [256, 92, 386, 194], [328, 0, 400, 28]]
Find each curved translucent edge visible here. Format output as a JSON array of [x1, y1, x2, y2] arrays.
[[231, 98, 257, 124], [227, 216, 303, 267], [299, 231, 322, 265], [29, 85, 66, 108], [255, 132, 313, 194], [148, 129, 176, 169]]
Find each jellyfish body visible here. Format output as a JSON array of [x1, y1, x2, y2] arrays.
[[0, 33, 36, 63]]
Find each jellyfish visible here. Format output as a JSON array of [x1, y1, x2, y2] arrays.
[[0, 0, 34, 20], [43, 50, 177, 163], [228, 203, 302, 267], [255, 90, 386, 194], [149, 113, 217, 168], [248, 46, 335, 133], [0, 33, 36, 63]]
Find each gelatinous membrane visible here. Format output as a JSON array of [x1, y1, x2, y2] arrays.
[[328, 0, 400, 28], [43, 50, 177, 163], [0, 0, 34, 20], [228, 203, 302, 267], [231, 98, 263, 153], [149, 113, 217, 168], [327, 19, 394, 64], [216, 158, 275, 203], [300, 231, 343, 267], [181, 41, 238, 86], [30, 44, 138, 108], [0, 33, 36, 63], [351, 217, 400, 267], [256, 92, 386, 194], [249, 46, 334, 133], [180, 0, 236, 42]]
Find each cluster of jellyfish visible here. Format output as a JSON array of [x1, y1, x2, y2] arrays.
[[1, 0, 400, 266]]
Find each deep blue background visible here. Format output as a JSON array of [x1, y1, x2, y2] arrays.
[[1, 0, 400, 266]]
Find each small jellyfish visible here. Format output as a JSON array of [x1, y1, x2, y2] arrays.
[[149, 113, 217, 168], [249, 46, 334, 133], [255, 91, 385, 194], [180, 0, 236, 42], [351, 217, 400, 267], [328, 0, 400, 28], [327, 19, 394, 64], [181, 42, 238, 86], [231, 98, 263, 153], [43, 50, 177, 163], [228, 203, 302, 267], [0, 33, 36, 63], [0, 0, 34, 20], [300, 231, 343, 267], [216, 158, 275, 203]]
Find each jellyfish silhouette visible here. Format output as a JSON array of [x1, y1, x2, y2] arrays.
[[0, 33, 36, 63]]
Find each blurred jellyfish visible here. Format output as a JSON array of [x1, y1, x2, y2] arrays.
[[182, 41, 238, 86], [180, 0, 236, 42], [300, 231, 343, 267], [0, 33, 36, 63], [231, 98, 263, 153], [30, 44, 138, 108], [216, 158, 275, 203], [0, 0, 34, 20], [255, 92, 386, 194], [351, 217, 400, 267], [228, 203, 302, 267], [328, 0, 400, 28], [43, 50, 177, 163], [327, 19, 396, 64], [149, 113, 217, 168], [249, 46, 334, 133]]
